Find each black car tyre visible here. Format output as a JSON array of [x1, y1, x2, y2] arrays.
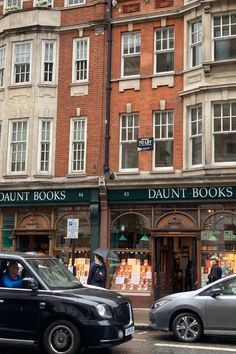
[[172, 312, 202, 343], [43, 320, 81, 354]]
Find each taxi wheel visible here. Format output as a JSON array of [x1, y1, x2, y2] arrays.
[[172, 312, 202, 343], [43, 319, 81, 354]]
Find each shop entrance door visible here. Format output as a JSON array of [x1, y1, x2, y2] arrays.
[[16, 234, 49, 254], [155, 236, 197, 299]]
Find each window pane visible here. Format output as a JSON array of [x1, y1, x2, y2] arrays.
[[222, 103, 230, 116], [215, 38, 236, 60], [155, 140, 173, 167], [215, 133, 236, 162], [214, 118, 221, 132], [123, 56, 140, 76], [214, 104, 221, 117], [192, 136, 202, 165], [156, 52, 174, 72], [121, 143, 138, 169]]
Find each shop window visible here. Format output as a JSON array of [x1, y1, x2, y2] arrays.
[[110, 213, 151, 293], [201, 212, 236, 286], [55, 214, 91, 284], [2, 211, 14, 249]]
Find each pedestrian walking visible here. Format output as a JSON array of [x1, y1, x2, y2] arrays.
[[207, 256, 222, 284], [87, 253, 107, 288]]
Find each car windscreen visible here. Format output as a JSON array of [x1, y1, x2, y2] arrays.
[[27, 258, 83, 290]]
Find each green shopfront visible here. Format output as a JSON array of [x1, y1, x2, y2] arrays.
[[0, 188, 100, 284], [108, 186, 236, 306]]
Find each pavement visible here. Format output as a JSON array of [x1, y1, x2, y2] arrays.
[[133, 308, 152, 330]]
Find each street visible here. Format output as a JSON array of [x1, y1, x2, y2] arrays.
[[2, 330, 236, 354]]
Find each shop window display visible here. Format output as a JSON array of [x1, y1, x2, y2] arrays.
[[201, 212, 236, 286], [54, 213, 91, 284], [110, 214, 151, 293]]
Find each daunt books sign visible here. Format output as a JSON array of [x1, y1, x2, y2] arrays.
[[0, 188, 93, 206], [108, 186, 236, 203]]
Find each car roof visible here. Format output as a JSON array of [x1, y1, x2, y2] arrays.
[[0, 252, 52, 260]]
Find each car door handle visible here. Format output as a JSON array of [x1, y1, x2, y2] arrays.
[[39, 302, 46, 309]]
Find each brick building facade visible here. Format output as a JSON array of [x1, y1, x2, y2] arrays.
[[1, 0, 236, 307]]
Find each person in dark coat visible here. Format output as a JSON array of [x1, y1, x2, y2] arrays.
[[87, 254, 107, 288], [207, 256, 222, 284]]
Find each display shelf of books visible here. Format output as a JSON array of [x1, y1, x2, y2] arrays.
[[201, 251, 236, 286], [69, 257, 90, 285], [111, 255, 152, 293]]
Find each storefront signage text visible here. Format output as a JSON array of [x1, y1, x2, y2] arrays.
[[108, 186, 236, 203], [148, 186, 233, 200], [0, 189, 93, 206]]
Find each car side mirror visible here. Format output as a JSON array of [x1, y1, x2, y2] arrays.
[[23, 277, 38, 291], [210, 288, 221, 298]]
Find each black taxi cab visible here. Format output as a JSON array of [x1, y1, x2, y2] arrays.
[[0, 252, 134, 354]]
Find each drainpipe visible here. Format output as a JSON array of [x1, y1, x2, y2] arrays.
[[104, 0, 112, 175]]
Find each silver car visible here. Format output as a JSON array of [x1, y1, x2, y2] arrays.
[[149, 274, 236, 342]]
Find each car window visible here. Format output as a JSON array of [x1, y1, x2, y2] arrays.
[[200, 277, 236, 296], [27, 258, 83, 290], [0, 259, 29, 288]]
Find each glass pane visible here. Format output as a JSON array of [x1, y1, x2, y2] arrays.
[[214, 118, 221, 132], [232, 103, 236, 116], [215, 38, 236, 60], [168, 125, 173, 138], [155, 140, 173, 167], [232, 117, 236, 131], [155, 126, 160, 139], [223, 117, 230, 131], [123, 56, 140, 76], [155, 113, 160, 125], [215, 133, 236, 162], [214, 16, 221, 27], [192, 136, 202, 165], [192, 122, 197, 135], [156, 52, 174, 72], [214, 104, 221, 117], [121, 143, 138, 169], [223, 103, 230, 116], [222, 15, 229, 25]]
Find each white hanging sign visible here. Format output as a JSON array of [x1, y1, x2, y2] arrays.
[[67, 219, 79, 239]]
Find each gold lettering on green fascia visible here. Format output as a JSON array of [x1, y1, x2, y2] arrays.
[[0, 191, 30, 202], [33, 190, 66, 201], [148, 188, 187, 199], [148, 187, 233, 200]]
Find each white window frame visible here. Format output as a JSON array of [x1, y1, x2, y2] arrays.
[[189, 19, 202, 68], [121, 32, 141, 78], [69, 117, 87, 173], [153, 110, 174, 171], [0, 47, 6, 88], [41, 40, 56, 84], [66, 0, 85, 6], [119, 113, 139, 172], [4, 0, 22, 12], [12, 42, 32, 85], [212, 101, 236, 166], [8, 120, 28, 174], [189, 105, 203, 167], [34, 0, 53, 7], [154, 27, 174, 74], [213, 13, 236, 61], [37, 118, 53, 174], [72, 38, 89, 83]]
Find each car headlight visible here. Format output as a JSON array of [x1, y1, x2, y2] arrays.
[[153, 300, 171, 309], [96, 304, 112, 319]]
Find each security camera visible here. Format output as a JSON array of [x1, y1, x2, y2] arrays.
[[112, 0, 117, 7]]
